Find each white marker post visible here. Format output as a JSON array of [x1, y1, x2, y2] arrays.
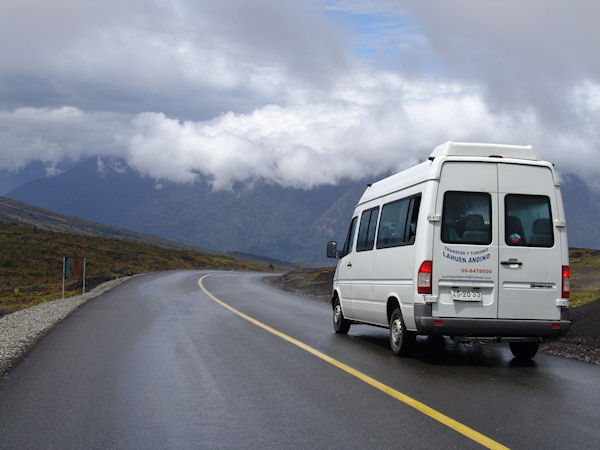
[[62, 256, 65, 299]]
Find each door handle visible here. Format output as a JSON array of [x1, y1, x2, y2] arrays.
[[347, 262, 352, 268], [501, 259, 522, 266]]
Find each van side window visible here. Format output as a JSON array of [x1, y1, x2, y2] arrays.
[[357, 207, 379, 252], [442, 191, 492, 245], [341, 217, 358, 257], [377, 195, 421, 248], [505, 194, 553, 247], [407, 196, 421, 243]]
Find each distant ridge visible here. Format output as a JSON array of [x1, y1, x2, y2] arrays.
[[0, 196, 198, 251], [227, 251, 295, 269], [6, 156, 364, 263]]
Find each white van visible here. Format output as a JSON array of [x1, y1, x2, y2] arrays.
[[326, 142, 570, 359]]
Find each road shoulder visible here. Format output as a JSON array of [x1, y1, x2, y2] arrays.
[[0, 276, 132, 375]]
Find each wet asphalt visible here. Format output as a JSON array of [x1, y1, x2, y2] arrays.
[[0, 271, 598, 449]]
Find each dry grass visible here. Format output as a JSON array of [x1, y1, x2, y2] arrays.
[[568, 248, 600, 306], [0, 223, 271, 315]]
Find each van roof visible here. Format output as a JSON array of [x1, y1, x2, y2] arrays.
[[430, 141, 538, 160], [357, 141, 552, 206]]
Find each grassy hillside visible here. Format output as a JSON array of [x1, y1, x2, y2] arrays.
[[569, 248, 600, 306], [0, 223, 273, 315]]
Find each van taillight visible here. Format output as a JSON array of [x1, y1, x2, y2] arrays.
[[418, 261, 432, 294], [562, 265, 570, 299]]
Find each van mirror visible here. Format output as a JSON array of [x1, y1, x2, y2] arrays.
[[326, 241, 339, 259]]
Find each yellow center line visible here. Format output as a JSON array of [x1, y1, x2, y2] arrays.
[[198, 273, 509, 450]]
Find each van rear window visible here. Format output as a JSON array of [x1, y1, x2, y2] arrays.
[[442, 191, 492, 245], [505, 195, 553, 247]]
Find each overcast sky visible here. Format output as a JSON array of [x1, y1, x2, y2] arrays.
[[1, 0, 599, 190]]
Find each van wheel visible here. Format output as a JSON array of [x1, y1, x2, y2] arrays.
[[389, 308, 415, 356], [509, 341, 539, 360], [333, 298, 351, 334]]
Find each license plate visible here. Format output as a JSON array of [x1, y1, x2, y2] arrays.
[[451, 288, 482, 301]]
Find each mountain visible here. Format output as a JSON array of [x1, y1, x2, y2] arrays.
[[7, 157, 364, 263], [0, 160, 81, 195], [227, 251, 296, 269], [558, 174, 600, 250], [6, 157, 599, 264], [0, 195, 198, 250]]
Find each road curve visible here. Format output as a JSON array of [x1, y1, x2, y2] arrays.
[[1, 271, 598, 449]]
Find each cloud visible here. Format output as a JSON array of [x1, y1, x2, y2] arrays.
[[3, 75, 599, 192], [329, 2, 600, 129], [0, 0, 347, 117], [399, 1, 600, 117], [0, 107, 128, 170], [1, 0, 599, 191], [125, 70, 600, 190]]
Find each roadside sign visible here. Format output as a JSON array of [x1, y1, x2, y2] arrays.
[[62, 257, 86, 298]]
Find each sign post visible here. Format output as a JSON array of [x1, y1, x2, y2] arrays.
[[63, 257, 87, 297], [83, 258, 86, 294]]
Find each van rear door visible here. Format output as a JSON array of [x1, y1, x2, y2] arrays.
[[498, 164, 562, 320], [432, 162, 499, 319]]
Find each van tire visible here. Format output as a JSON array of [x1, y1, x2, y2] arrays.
[[333, 297, 351, 334], [509, 341, 539, 360], [389, 308, 415, 356]]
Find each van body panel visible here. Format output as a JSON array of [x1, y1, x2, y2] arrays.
[[335, 256, 353, 301], [431, 142, 537, 161], [555, 184, 570, 267], [357, 162, 436, 206], [350, 247, 380, 323], [335, 216, 358, 317], [371, 263, 416, 328], [335, 258, 354, 318]]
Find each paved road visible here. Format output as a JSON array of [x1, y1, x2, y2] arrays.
[[1, 271, 598, 449]]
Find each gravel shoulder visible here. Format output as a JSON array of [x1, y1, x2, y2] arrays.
[[539, 298, 600, 365], [266, 269, 600, 365], [0, 276, 132, 375]]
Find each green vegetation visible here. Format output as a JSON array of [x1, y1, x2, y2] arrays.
[[569, 248, 600, 307], [0, 223, 272, 315]]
